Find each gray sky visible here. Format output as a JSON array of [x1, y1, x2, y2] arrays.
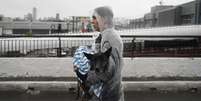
[[0, 0, 194, 19]]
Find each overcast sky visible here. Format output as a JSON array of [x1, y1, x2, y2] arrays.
[[0, 0, 194, 19]]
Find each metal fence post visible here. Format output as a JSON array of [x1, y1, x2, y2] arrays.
[[57, 36, 62, 57], [132, 37, 135, 58]]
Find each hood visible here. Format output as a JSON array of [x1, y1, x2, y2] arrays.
[[93, 6, 114, 31]]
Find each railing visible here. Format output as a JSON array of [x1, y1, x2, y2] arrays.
[[0, 34, 201, 57], [0, 35, 93, 57], [123, 36, 201, 57]]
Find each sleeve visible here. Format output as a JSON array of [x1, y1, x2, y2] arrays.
[[97, 57, 115, 83], [101, 33, 111, 53], [98, 35, 114, 82]]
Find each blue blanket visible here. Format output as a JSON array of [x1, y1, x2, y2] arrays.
[[73, 46, 102, 97]]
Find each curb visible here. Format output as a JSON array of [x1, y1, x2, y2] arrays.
[[0, 81, 201, 93], [1, 76, 201, 81]]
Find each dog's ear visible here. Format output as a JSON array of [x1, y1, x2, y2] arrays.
[[84, 52, 93, 60], [104, 47, 112, 58]]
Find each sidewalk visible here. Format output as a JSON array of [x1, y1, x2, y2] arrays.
[[0, 58, 201, 80], [0, 57, 201, 81], [0, 57, 201, 92]]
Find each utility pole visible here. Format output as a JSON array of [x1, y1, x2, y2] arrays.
[[66, 18, 69, 33], [57, 23, 62, 57], [29, 20, 32, 34], [72, 16, 75, 33]]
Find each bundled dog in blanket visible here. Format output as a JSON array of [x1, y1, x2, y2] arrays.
[[73, 46, 124, 101]]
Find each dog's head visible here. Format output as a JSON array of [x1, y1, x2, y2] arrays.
[[84, 47, 112, 73]]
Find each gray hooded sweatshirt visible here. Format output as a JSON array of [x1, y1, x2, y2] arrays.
[[93, 6, 124, 101]]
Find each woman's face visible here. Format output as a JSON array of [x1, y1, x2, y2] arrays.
[[92, 16, 100, 32]]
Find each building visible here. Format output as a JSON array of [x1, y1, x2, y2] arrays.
[[0, 16, 92, 35], [24, 7, 37, 21], [156, 7, 181, 26], [56, 13, 60, 21], [33, 7, 37, 21], [157, 0, 201, 26], [129, 5, 174, 28], [129, 0, 201, 28], [0, 15, 3, 21], [24, 13, 33, 21], [0, 21, 70, 35]]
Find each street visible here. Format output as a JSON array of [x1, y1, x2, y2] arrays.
[[0, 91, 201, 101]]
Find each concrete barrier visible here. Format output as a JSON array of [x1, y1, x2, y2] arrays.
[[0, 81, 201, 93], [0, 57, 201, 80]]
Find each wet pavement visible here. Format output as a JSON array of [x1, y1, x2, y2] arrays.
[[0, 91, 201, 101], [0, 58, 201, 101]]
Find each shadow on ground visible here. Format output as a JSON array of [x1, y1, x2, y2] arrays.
[[0, 91, 201, 101]]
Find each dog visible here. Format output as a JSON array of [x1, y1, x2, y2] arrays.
[[84, 47, 124, 101]]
